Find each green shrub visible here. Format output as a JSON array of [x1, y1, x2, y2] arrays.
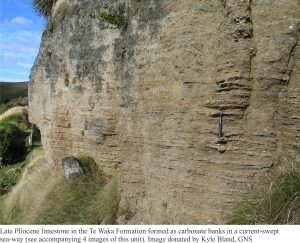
[[100, 10, 126, 29], [228, 164, 300, 224], [30, 0, 57, 18], [0, 114, 29, 164], [46, 19, 56, 33], [0, 121, 28, 166], [1, 113, 30, 131], [90, 4, 126, 29], [0, 104, 7, 114]]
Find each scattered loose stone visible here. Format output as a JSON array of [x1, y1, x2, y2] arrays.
[[61, 157, 84, 184]]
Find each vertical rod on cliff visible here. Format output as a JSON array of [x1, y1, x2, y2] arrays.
[[29, 125, 34, 148], [218, 111, 224, 139]]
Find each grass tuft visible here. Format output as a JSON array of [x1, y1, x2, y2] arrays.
[[228, 163, 300, 224], [76, 155, 104, 180], [53, 1, 69, 22], [46, 19, 57, 33], [0, 162, 25, 196], [35, 156, 119, 224]]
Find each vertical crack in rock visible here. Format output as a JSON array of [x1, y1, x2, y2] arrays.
[[220, 0, 227, 8], [275, 24, 300, 165], [283, 30, 299, 79], [244, 0, 300, 178], [247, 0, 254, 113]]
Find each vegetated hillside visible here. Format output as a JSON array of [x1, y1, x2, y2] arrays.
[[0, 109, 31, 166], [0, 107, 35, 198], [0, 82, 28, 104], [28, 0, 300, 224]]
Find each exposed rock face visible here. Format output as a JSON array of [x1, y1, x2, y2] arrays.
[[29, 0, 300, 223], [61, 157, 84, 184]]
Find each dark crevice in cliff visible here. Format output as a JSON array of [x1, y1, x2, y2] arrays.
[[274, 33, 300, 160], [283, 32, 299, 81], [219, 0, 226, 8], [247, 0, 254, 96]]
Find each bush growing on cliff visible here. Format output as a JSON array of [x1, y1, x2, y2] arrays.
[[99, 9, 126, 29], [46, 19, 57, 33], [54, 1, 69, 21], [31, 0, 57, 18], [90, 3, 126, 29]]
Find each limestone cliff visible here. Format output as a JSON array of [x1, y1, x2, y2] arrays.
[[29, 0, 300, 224]]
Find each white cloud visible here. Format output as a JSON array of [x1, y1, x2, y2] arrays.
[[17, 62, 32, 68], [11, 17, 32, 26]]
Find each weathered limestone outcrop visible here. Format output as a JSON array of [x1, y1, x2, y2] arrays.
[[29, 0, 300, 224]]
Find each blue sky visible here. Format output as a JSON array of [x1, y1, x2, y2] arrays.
[[0, 0, 45, 82]]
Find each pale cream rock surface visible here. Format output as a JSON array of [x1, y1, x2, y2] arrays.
[[29, 0, 300, 223]]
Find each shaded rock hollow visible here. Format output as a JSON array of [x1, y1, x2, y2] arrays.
[[29, 0, 300, 224]]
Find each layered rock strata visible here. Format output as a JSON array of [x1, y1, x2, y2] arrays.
[[29, 0, 300, 223]]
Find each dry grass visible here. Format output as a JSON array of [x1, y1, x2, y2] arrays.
[[0, 106, 28, 121], [0, 153, 120, 224], [53, 1, 69, 21], [35, 156, 119, 224], [228, 162, 300, 224], [0, 147, 58, 224]]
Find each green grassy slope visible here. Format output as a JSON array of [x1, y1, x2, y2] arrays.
[[0, 82, 28, 104]]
